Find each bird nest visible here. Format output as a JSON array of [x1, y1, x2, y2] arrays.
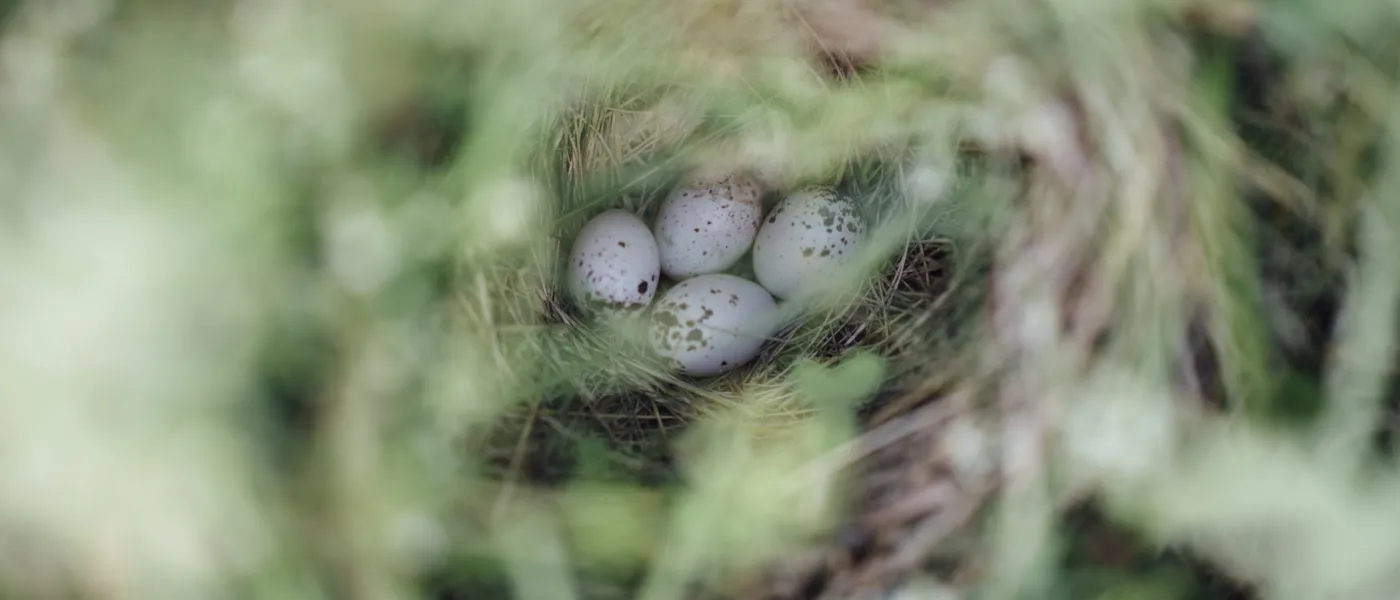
[[390, 6, 1390, 600]]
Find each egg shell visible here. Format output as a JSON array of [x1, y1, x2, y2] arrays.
[[567, 209, 661, 312], [752, 187, 867, 299], [649, 274, 776, 377], [652, 174, 764, 280]]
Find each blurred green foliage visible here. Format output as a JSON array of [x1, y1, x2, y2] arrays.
[[3, 0, 1400, 599]]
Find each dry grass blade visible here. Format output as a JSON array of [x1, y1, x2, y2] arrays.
[[1315, 121, 1400, 468]]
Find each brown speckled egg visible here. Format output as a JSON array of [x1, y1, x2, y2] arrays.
[[567, 209, 661, 313], [649, 274, 776, 376], [652, 174, 764, 280], [752, 187, 867, 299]]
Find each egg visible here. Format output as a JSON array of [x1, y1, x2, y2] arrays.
[[567, 209, 661, 312], [752, 187, 867, 299], [652, 174, 764, 280], [649, 274, 777, 376]]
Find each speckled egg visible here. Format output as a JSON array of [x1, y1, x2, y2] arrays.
[[567, 209, 661, 312], [649, 274, 777, 376], [752, 187, 867, 299], [652, 174, 764, 280]]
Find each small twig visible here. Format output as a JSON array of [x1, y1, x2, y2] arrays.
[[776, 390, 970, 498], [882, 484, 991, 576], [861, 481, 961, 529]]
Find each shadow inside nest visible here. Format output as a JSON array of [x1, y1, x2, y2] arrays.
[[474, 391, 687, 488]]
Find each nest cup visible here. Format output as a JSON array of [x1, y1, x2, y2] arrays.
[[477, 90, 982, 494]]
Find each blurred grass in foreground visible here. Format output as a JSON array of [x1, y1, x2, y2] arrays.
[[2, 0, 1400, 599]]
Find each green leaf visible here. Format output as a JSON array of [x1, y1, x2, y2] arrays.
[[791, 351, 886, 431]]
